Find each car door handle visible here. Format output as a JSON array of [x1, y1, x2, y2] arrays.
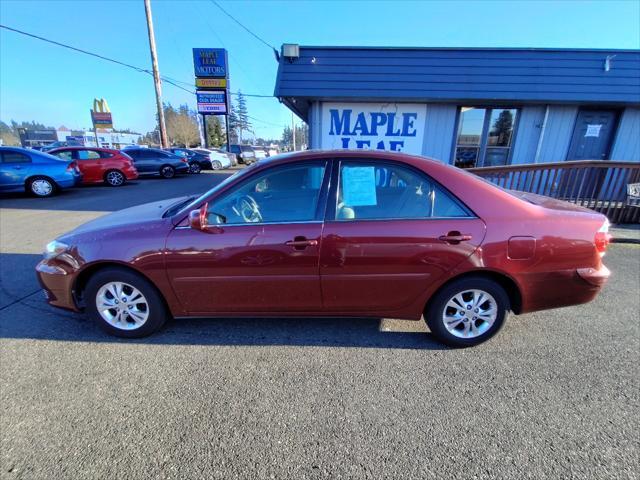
[[439, 232, 472, 244], [285, 238, 318, 249]]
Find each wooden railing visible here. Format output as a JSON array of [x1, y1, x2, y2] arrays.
[[468, 160, 640, 224]]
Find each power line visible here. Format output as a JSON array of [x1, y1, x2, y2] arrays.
[[0, 24, 152, 74], [209, 0, 276, 52], [0, 23, 283, 128]]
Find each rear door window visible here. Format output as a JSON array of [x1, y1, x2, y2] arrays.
[[1, 151, 31, 163], [335, 161, 471, 220], [52, 150, 73, 161], [77, 150, 101, 160]]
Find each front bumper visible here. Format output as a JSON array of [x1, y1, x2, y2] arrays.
[[36, 259, 80, 311]]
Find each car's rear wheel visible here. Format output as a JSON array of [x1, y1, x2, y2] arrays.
[[27, 176, 56, 197], [85, 267, 169, 338], [189, 162, 202, 174], [211, 160, 222, 170], [160, 165, 175, 178], [105, 170, 125, 186], [425, 277, 509, 347]]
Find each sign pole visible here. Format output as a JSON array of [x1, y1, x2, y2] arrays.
[[225, 113, 230, 152], [144, 0, 168, 149], [202, 114, 208, 148]]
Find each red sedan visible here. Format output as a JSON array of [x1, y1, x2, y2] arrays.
[[36, 150, 611, 347], [48, 147, 138, 186]]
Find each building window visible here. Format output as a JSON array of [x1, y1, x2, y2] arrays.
[[454, 107, 518, 168]]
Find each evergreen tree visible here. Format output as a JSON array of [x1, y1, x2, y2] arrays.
[[235, 92, 252, 142], [205, 115, 226, 148]]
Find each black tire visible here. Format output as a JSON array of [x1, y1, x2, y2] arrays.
[[160, 165, 175, 178], [85, 267, 169, 338], [425, 276, 509, 348], [104, 169, 126, 186], [27, 176, 56, 197], [189, 162, 202, 174]]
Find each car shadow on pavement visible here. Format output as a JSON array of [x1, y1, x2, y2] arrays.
[[1, 302, 447, 350]]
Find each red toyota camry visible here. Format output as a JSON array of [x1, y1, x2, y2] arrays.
[[36, 150, 611, 347], [48, 147, 138, 186]]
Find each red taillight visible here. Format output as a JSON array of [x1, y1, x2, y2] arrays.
[[67, 161, 80, 173], [181, 158, 188, 163], [595, 220, 612, 257]]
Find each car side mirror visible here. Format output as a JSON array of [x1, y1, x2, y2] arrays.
[[188, 203, 224, 233]]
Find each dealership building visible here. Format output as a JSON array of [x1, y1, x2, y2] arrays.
[[275, 46, 640, 167]]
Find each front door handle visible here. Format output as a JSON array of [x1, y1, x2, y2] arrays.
[[439, 232, 472, 244], [285, 237, 318, 250]]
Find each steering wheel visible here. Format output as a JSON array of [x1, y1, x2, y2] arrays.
[[233, 195, 263, 223]]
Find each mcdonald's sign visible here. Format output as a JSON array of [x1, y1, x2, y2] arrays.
[[90, 98, 113, 129]]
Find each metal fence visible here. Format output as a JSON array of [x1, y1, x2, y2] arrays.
[[468, 161, 640, 224]]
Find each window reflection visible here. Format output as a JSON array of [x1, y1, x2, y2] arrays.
[[454, 107, 518, 168]]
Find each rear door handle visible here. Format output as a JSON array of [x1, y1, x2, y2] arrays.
[[285, 237, 318, 250], [439, 233, 472, 244]]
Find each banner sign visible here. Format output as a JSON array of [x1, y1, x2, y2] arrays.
[[320, 102, 427, 154], [193, 48, 228, 78], [196, 78, 227, 88], [196, 90, 227, 114]]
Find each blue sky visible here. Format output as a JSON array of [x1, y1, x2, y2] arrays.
[[1, 0, 639, 140]]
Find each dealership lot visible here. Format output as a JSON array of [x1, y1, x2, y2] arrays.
[[1, 173, 638, 479]]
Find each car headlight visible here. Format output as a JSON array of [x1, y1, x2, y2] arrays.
[[44, 240, 69, 259]]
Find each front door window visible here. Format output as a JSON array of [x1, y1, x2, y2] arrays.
[[208, 162, 327, 225], [454, 107, 518, 168]]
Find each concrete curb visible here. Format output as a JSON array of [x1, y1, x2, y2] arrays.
[[612, 237, 640, 245]]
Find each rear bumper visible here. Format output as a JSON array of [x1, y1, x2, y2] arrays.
[[175, 164, 190, 173], [124, 168, 139, 180], [519, 263, 610, 313], [577, 264, 611, 287], [57, 173, 83, 188]]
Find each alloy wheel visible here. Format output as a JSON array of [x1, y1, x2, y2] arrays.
[[106, 171, 125, 186], [161, 166, 175, 178], [96, 281, 149, 330], [442, 289, 497, 339], [211, 160, 222, 170]]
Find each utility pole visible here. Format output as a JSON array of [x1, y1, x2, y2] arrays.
[[143, 0, 168, 148], [291, 111, 296, 151]]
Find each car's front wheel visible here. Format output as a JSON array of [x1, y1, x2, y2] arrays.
[[211, 160, 222, 170], [27, 176, 56, 197], [85, 267, 169, 338], [189, 162, 202, 174], [160, 165, 175, 178], [425, 277, 509, 347]]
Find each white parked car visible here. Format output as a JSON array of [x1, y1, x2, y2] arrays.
[[193, 148, 232, 170], [252, 146, 268, 161]]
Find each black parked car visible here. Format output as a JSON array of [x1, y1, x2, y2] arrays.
[[166, 148, 209, 174], [124, 148, 190, 178]]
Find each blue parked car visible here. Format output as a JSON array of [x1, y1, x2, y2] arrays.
[[0, 147, 82, 197]]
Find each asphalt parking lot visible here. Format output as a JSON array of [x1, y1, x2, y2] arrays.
[[1, 173, 639, 479]]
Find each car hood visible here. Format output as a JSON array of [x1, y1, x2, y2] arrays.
[[63, 196, 190, 236]]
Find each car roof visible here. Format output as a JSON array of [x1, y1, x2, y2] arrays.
[[48, 146, 119, 152]]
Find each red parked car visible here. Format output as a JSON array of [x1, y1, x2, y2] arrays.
[[48, 147, 138, 186], [36, 150, 611, 347]]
